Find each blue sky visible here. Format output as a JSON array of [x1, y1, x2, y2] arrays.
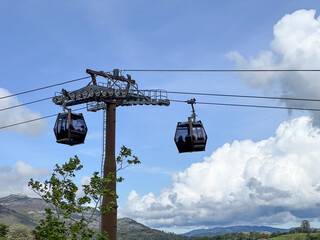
[[1, 0, 320, 234]]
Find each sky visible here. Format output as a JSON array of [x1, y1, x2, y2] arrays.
[[1, 0, 320, 234]]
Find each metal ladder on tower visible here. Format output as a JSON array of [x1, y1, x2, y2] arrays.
[[99, 108, 106, 230]]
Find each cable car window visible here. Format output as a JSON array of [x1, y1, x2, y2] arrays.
[[176, 126, 188, 141], [72, 119, 86, 131], [62, 117, 67, 132], [192, 127, 198, 140], [56, 118, 61, 133], [197, 127, 204, 139]]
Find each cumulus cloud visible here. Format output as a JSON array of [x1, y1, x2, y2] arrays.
[[0, 161, 50, 197], [226, 9, 320, 126], [75, 175, 92, 199], [120, 117, 320, 228], [80, 175, 91, 186], [0, 88, 47, 136]]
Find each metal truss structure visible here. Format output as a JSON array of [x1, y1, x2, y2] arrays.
[[52, 69, 170, 111]]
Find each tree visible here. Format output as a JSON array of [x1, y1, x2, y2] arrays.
[[0, 223, 8, 237], [28, 145, 140, 240], [301, 220, 311, 233], [294, 227, 303, 233], [270, 230, 282, 238], [6, 224, 34, 240]]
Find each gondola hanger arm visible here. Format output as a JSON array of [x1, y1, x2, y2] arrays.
[[61, 102, 70, 112], [187, 98, 197, 122]]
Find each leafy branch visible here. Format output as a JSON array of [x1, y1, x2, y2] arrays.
[[28, 145, 140, 240]]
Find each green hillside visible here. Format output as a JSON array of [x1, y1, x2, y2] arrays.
[[271, 233, 320, 240], [117, 218, 188, 240]]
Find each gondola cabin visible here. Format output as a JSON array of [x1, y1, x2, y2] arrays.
[[54, 111, 87, 146], [174, 120, 207, 153]]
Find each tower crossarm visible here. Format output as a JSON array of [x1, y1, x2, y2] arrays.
[[52, 69, 170, 110]]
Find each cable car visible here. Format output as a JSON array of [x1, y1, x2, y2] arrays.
[[54, 109, 87, 146], [174, 99, 207, 153]]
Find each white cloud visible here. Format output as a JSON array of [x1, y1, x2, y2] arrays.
[[75, 175, 92, 199], [0, 161, 50, 198], [80, 175, 91, 186], [14, 160, 49, 177], [226, 9, 320, 126], [120, 116, 320, 228], [0, 88, 47, 136]]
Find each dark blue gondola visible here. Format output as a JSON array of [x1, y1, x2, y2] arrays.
[[54, 109, 87, 146], [174, 99, 207, 153]]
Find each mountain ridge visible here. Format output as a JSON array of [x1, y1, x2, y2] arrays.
[[0, 194, 292, 239], [183, 225, 288, 237], [0, 194, 187, 240]]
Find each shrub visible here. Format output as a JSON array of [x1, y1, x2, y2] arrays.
[[0, 223, 8, 237], [6, 224, 34, 240]]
